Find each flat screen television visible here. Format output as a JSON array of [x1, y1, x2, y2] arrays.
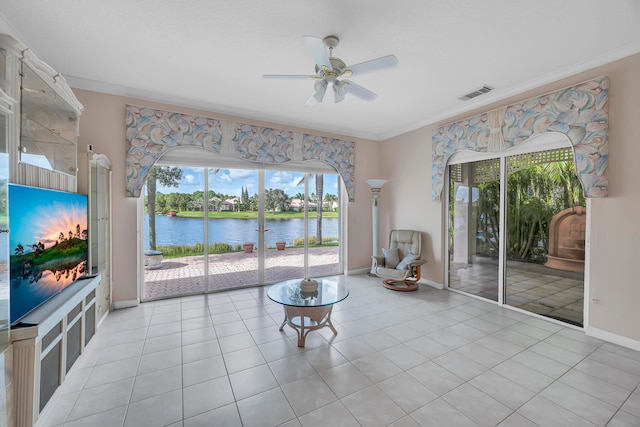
[[9, 184, 88, 325]]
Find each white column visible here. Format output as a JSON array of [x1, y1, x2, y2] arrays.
[[366, 179, 388, 274]]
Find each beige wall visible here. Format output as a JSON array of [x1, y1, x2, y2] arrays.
[[381, 53, 640, 344], [73, 91, 380, 303]]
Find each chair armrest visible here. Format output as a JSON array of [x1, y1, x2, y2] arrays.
[[409, 259, 427, 267], [372, 255, 384, 268]]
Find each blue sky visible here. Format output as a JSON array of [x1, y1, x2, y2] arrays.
[[156, 167, 339, 198]]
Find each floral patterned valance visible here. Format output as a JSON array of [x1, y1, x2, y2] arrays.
[[432, 76, 609, 201], [125, 105, 223, 197], [125, 105, 357, 201]]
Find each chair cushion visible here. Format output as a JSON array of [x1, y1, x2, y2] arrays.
[[396, 253, 419, 270], [376, 266, 410, 280], [382, 247, 400, 268]]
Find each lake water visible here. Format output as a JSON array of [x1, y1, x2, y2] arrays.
[[144, 214, 339, 248]]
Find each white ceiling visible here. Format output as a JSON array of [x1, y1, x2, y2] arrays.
[[1, 1, 639, 141]]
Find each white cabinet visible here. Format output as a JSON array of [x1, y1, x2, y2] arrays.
[[88, 154, 112, 320], [10, 275, 100, 426]]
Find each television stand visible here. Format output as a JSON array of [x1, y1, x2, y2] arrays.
[[10, 274, 101, 427]]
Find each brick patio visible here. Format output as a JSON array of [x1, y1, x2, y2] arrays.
[[143, 246, 340, 300]]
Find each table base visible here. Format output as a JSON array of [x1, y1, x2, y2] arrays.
[[279, 305, 337, 347]]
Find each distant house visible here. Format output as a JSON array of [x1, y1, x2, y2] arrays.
[[220, 198, 238, 211], [289, 198, 317, 212], [323, 199, 338, 211], [289, 198, 304, 212]]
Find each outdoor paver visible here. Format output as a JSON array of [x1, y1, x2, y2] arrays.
[[143, 246, 339, 299]]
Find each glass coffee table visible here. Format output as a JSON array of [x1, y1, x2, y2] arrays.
[[267, 278, 349, 347]]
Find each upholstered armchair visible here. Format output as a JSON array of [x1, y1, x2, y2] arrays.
[[372, 229, 427, 282]]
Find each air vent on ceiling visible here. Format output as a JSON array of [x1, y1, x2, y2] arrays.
[[458, 85, 493, 101]]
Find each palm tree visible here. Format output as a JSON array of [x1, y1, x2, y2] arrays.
[[209, 197, 223, 212]]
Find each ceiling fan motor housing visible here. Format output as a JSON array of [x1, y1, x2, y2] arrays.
[[315, 57, 347, 82]]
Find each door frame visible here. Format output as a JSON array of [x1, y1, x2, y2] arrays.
[[444, 132, 591, 329]]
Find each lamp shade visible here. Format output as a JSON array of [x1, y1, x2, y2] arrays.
[[366, 179, 388, 189]]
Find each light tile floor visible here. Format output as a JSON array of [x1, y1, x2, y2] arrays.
[[450, 260, 584, 326], [39, 275, 640, 427]]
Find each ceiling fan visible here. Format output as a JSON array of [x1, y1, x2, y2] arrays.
[[263, 35, 398, 105]]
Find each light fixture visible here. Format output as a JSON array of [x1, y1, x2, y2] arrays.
[[312, 79, 328, 102], [366, 179, 388, 274], [333, 80, 349, 103]]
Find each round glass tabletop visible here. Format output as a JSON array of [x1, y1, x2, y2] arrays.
[[267, 278, 349, 307]]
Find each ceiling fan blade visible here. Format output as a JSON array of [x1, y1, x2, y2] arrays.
[[345, 55, 398, 76], [303, 35, 332, 71], [304, 94, 320, 107], [343, 80, 378, 101], [262, 74, 317, 79]]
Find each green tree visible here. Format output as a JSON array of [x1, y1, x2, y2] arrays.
[[156, 193, 167, 213], [265, 188, 289, 213], [147, 166, 183, 250], [248, 194, 258, 211], [324, 193, 338, 211]]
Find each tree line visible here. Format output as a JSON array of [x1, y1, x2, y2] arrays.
[[145, 166, 338, 251]]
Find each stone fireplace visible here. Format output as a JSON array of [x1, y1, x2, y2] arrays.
[[545, 206, 586, 273]]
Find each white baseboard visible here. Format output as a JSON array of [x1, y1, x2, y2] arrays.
[[96, 310, 110, 328], [419, 278, 444, 289], [586, 326, 640, 351], [346, 268, 369, 275], [112, 299, 140, 310]]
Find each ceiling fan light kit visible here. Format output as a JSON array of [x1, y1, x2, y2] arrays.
[[264, 35, 398, 105]]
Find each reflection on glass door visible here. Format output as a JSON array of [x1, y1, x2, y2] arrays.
[[264, 170, 304, 283], [208, 168, 259, 291], [505, 149, 585, 326], [307, 173, 340, 278], [264, 171, 341, 283], [143, 165, 205, 299], [448, 159, 500, 301]]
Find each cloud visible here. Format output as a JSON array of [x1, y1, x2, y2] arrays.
[[228, 169, 257, 179], [183, 174, 196, 184]]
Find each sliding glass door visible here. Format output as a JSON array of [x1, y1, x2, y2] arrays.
[[448, 159, 500, 302], [142, 163, 342, 300], [447, 143, 586, 327], [504, 149, 585, 326], [143, 165, 205, 300]]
